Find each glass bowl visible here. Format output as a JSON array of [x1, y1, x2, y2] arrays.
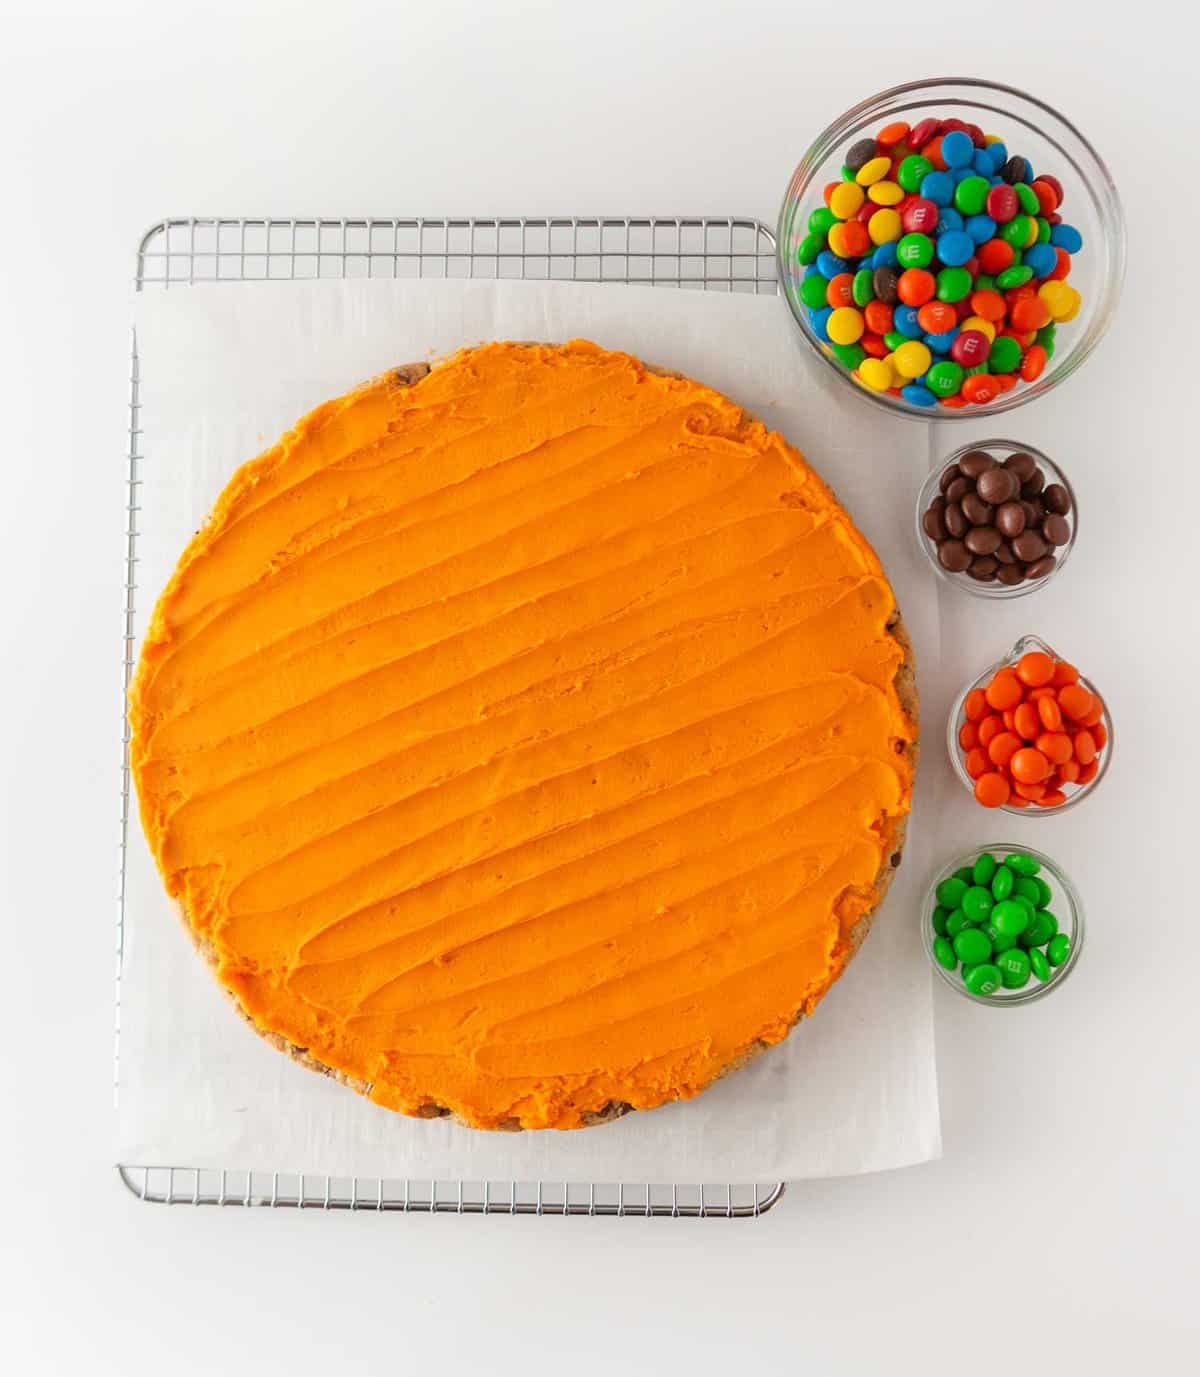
[[916, 438, 1077, 598], [948, 634, 1113, 815], [777, 77, 1126, 420], [922, 842, 1084, 1005]]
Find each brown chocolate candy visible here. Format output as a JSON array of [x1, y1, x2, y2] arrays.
[[1043, 482, 1071, 515], [994, 539, 1016, 564], [967, 556, 999, 581], [945, 475, 970, 504], [873, 265, 900, 305], [1012, 529, 1048, 562], [1042, 513, 1071, 547], [922, 501, 948, 543], [965, 525, 1002, 556], [961, 492, 993, 526], [1003, 451, 1038, 480], [938, 462, 961, 494], [977, 466, 1019, 505], [937, 539, 971, 573], [1025, 554, 1057, 580], [997, 563, 1026, 586], [1021, 470, 1045, 498], [944, 502, 968, 538], [995, 501, 1026, 538], [958, 449, 996, 479]]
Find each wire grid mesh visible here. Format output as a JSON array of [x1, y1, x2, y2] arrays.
[[118, 216, 785, 1219]]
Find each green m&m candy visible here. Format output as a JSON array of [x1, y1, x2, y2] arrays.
[[996, 948, 1032, 989], [991, 899, 1029, 937], [1020, 911, 1057, 948], [897, 232, 934, 268], [830, 342, 866, 369], [961, 886, 994, 922], [852, 268, 875, 307], [933, 936, 957, 970], [1034, 877, 1054, 909], [1036, 216, 1052, 243], [1015, 182, 1040, 215], [999, 213, 1033, 247], [954, 867, 975, 885], [964, 963, 1002, 996], [987, 335, 1022, 375], [926, 360, 964, 397], [996, 264, 1034, 290], [991, 864, 1015, 901], [945, 910, 971, 939], [1006, 852, 1041, 877], [797, 231, 825, 265], [936, 876, 969, 909], [954, 927, 992, 966], [931, 905, 951, 937], [897, 154, 933, 192], [1014, 876, 1042, 905], [972, 852, 997, 887], [799, 273, 829, 308], [884, 330, 908, 351], [985, 923, 1018, 954], [1047, 933, 1072, 967], [809, 206, 838, 236], [936, 266, 973, 302], [1029, 947, 1052, 982], [953, 175, 990, 216]]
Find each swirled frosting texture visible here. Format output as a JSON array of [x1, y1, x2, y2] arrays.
[[130, 341, 914, 1130]]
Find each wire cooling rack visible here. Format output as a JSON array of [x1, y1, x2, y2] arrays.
[[118, 216, 784, 1218]]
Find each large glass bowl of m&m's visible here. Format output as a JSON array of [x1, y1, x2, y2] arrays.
[[778, 77, 1125, 418], [922, 844, 1084, 1005], [948, 636, 1112, 814]]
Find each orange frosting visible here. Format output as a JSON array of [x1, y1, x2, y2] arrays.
[[130, 341, 914, 1130]]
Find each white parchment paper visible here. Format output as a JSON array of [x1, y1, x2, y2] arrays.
[[117, 279, 941, 1181]]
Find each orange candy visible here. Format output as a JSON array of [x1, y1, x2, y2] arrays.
[[988, 731, 1022, 768], [978, 713, 1005, 748], [1077, 760, 1099, 785], [1037, 731, 1073, 765], [826, 272, 855, 308], [1073, 729, 1098, 765], [828, 220, 870, 258], [897, 268, 936, 306], [1037, 696, 1064, 731], [1014, 780, 1047, 801], [1059, 759, 1081, 784], [1014, 702, 1040, 740], [965, 747, 990, 780], [1059, 683, 1095, 721], [1002, 708, 1017, 731], [1051, 660, 1079, 687], [1020, 345, 1048, 382], [1010, 747, 1051, 784], [1010, 296, 1052, 332], [916, 301, 957, 333], [961, 373, 1000, 405], [1016, 651, 1055, 686], [958, 721, 979, 750], [1040, 789, 1067, 808], [864, 300, 893, 335], [877, 121, 910, 147], [964, 688, 988, 722], [985, 669, 1023, 711], [974, 772, 1011, 808], [1079, 696, 1105, 728], [969, 289, 1006, 322], [1091, 721, 1108, 751]]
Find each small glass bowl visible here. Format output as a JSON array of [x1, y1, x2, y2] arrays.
[[916, 439, 1077, 598], [948, 634, 1113, 815], [922, 843, 1085, 1005], [777, 77, 1126, 421]]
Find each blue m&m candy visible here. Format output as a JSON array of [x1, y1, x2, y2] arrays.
[[1050, 223, 1083, 254]]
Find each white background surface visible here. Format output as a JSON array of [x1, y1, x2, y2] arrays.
[[2, 2, 1196, 1374]]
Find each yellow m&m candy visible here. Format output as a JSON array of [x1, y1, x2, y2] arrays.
[[855, 155, 892, 186], [857, 357, 894, 391], [868, 208, 902, 245], [829, 182, 865, 220], [827, 306, 865, 346], [892, 340, 932, 379], [867, 180, 904, 206]]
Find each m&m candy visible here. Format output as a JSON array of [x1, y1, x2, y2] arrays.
[[793, 114, 1085, 408]]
